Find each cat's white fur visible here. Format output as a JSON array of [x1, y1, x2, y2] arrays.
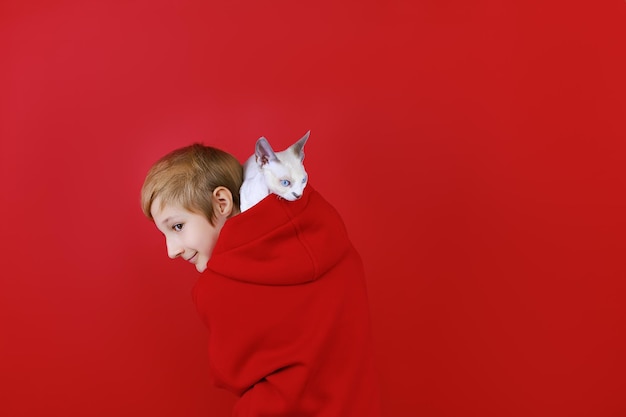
[[239, 131, 310, 212]]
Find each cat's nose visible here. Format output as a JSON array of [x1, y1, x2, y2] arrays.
[[292, 192, 302, 199]]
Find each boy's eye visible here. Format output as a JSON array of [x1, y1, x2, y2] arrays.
[[280, 179, 291, 187], [172, 223, 183, 232]]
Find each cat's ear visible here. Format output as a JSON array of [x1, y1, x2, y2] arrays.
[[255, 137, 278, 166], [291, 130, 310, 161]]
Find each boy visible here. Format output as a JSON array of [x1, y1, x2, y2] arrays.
[[141, 143, 381, 416]]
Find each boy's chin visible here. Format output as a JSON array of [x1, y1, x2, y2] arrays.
[[195, 262, 208, 273]]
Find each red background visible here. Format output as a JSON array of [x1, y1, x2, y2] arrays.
[[1, 1, 625, 416]]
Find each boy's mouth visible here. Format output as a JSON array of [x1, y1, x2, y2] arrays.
[[186, 253, 197, 263]]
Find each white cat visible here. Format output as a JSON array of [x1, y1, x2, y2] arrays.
[[239, 131, 310, 212]]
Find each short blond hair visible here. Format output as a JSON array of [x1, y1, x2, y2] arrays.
[[141, 144, 243, 225]]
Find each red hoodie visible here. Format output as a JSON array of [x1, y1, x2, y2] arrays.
[[192, 185, 381, 417]]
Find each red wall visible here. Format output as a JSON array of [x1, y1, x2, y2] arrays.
[[2, 1, 625, 416]]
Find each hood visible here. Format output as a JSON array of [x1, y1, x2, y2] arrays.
[[206, 185, 352, 285]]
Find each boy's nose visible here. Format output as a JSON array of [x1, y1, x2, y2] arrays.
[[166, 241, 183, 259]]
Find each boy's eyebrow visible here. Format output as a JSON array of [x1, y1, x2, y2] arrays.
[[160, 217, 172, 227]]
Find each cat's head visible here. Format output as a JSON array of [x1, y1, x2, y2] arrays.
[[255, 131, 310, 201]]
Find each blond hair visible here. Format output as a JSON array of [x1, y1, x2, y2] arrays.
[[141, 144, 243, 225]]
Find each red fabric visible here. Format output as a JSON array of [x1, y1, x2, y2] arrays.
[[192, 185, 381, 416]]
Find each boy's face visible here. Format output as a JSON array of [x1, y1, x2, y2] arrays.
[[150, 198, 226, 273]]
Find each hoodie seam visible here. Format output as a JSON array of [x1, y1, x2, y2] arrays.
[[281, 202, 319, 281]]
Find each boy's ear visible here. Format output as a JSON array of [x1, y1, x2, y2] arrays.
[[212, 186, 234, 217]]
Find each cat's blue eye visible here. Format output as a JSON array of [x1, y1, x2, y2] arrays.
[[172, 223, 183, 232], [280, 179, 291, 187], [302, 175, 307, 184]]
